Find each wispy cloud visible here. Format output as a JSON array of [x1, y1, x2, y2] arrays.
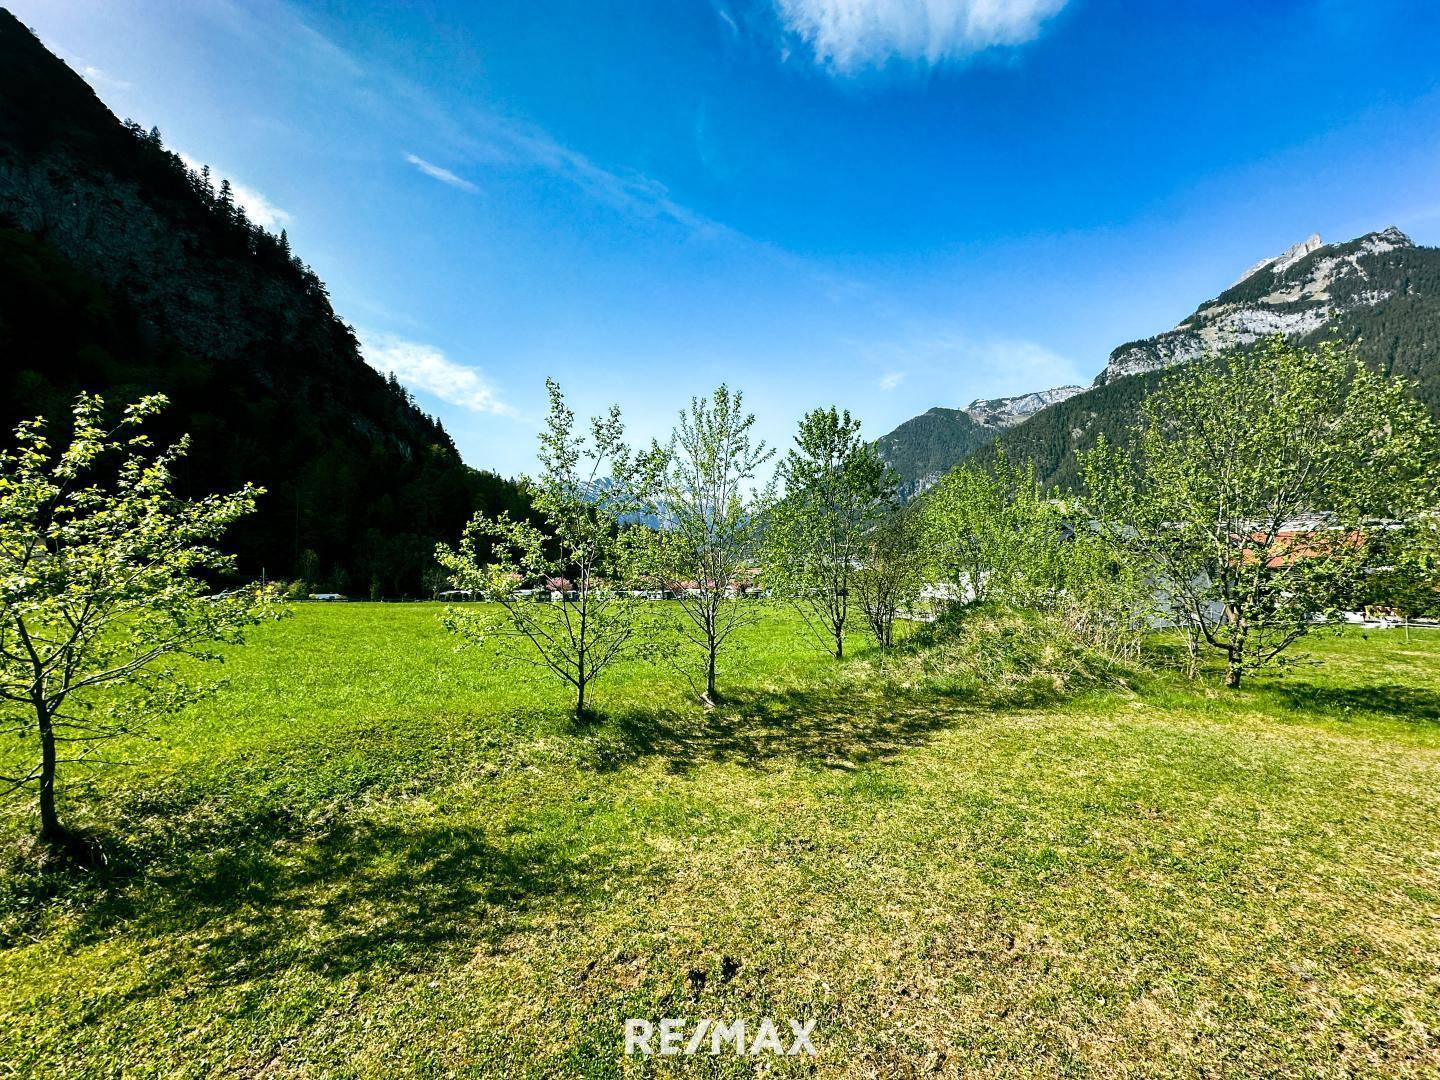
[[404, 152, 479, 194], [177, 152, 291, 229], [360, 331, 516, 417], [476, 120, 737, 239], [80, 63, 132, 91], [775, 0, 1069, 73], [220, 2, 748, 246], [714, 3, 741, 36], [856, 328, 1085, 401]]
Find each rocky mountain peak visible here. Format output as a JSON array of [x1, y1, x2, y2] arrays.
[[1362, 225, 1414, 252], [1094, 225, 1425, 386], [1232, 234, 1323, 287], [964, 385, 1085, 429], [874, 225, 1437, 497]]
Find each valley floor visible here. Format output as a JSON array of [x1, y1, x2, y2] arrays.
[[2, 606, 1439, 1076]]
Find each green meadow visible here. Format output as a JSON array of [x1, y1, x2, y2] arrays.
[[2, 604, 1439, 1076]]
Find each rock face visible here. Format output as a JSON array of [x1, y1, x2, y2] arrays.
[[964, 385, 1085, 429], [1096, 228, 1416, 385], [1231, 233, 1323, 287]]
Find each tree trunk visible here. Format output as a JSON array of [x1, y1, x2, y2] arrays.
[[705, 645, 718, 702], [36, 702, 63, 844], [576, 677, 586, 718], [1223, 618, 1246, 688], [1224, 650, 1243, 689]]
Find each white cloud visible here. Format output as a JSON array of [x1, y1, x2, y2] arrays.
[[404, 153, 479, 194], [176, 152, 291, 229], [227, 181, 291, 230], [480, 121, 734, 238], [715, 3, 741, 36], [80, 63, 132, 91], [856, 329, 1085, 400], [970, 337, 1083, 389], [775, 0, 1069, 72], [360, 332, 516, 417]]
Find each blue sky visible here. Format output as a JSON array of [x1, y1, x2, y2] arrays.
[[19, 0, 1440, 476]]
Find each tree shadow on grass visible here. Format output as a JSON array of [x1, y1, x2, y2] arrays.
[[166, 820, 569, 978], [2, 792, 592, 1006], [575, 677, 988, 775], [1271, 682, 1440, 726]]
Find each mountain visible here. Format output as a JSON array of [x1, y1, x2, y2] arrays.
[[1095, 227, 1418, 385], [878, 227, 1440, 493], [964, 385, 1085, 429], [0, 10, 529, 595], [876, 385, 1085, 496], [874, 408, 997, 499]]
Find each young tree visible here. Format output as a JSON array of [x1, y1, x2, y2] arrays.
[[854, 509, 925, 649], [1046, 526, 1158, 663], [920, 454, 1155, 661], [435, 380, 654, 717], [764, 407, 894, 659], [921, 462, 1007, 604], [639, 386, 774, 703], [1083, 338, 1438, 687], [920, 454, 1070, 611], [0, 394, 279, 854]]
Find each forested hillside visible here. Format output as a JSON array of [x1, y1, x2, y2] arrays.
[[0, 9, 528, 594], [872, 406, 998, 499]]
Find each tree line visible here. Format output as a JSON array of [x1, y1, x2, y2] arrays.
[[2, 338, 1438, 852], [437, 337, 1439, 713]]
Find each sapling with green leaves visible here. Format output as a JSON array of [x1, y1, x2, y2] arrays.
[[1083, 337, 1439, 687], [436, 380, 656, 717], [920, 462, 1008, 605], [638, 385, 774, 703], [764, 407, 895, 659], [920, 454, 1068, 609], [0, 394, 279, 854], [919, 454, 1152, 657], [854, 508, 926, 649], [1353, 510, 1440, 620]]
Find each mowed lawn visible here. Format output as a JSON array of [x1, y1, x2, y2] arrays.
[[2, 605, 1440, 1077]]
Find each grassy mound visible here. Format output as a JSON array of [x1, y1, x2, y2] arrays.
[[879, 603, 1137, 705]]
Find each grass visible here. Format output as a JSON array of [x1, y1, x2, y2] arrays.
[[2, 605, 1440, 1076]]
